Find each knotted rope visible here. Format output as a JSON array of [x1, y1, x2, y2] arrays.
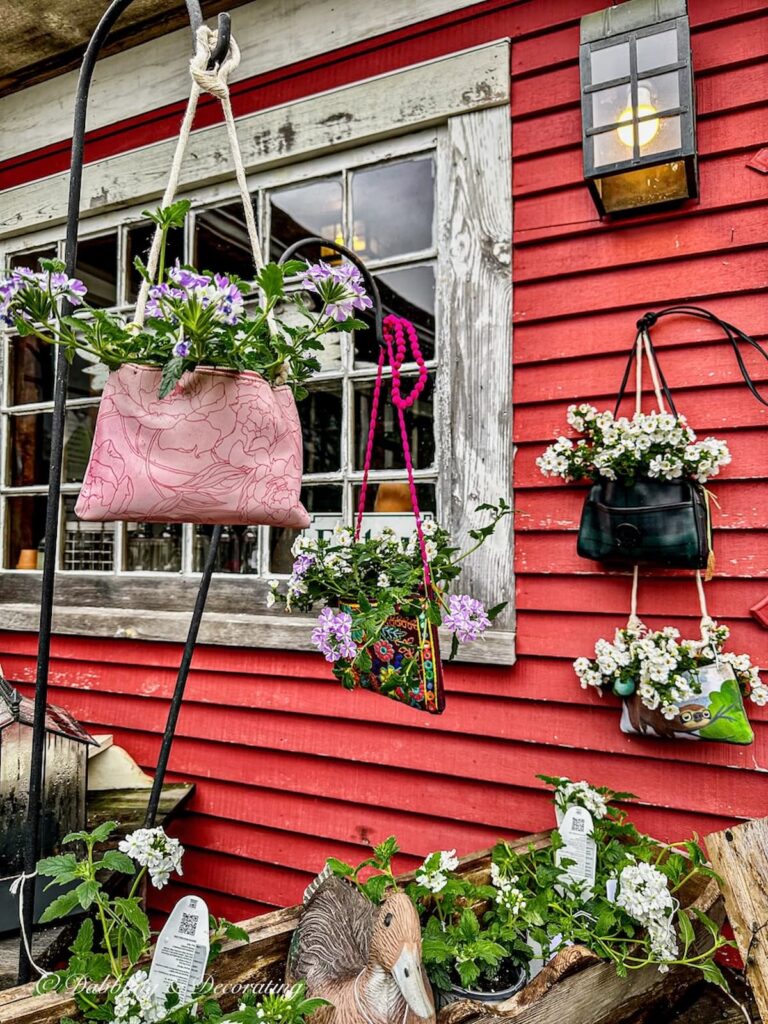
[[134, 25, 267, 328]]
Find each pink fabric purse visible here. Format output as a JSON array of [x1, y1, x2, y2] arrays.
[[75, 363, 310, 527]]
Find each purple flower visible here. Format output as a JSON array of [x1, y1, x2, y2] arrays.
[[298, 260, 372, 324], [292, 553, 315, 578], [49, 272, 87, 304], [173, 338, 191, 358], [150, 264, 244, 326], [444, 594, 491, 645], [311, 608, 358, 663], [170, 267, 211, 290]]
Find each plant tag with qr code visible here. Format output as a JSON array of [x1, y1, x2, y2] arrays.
[[555, 805, 597, 899], [149, 895, 209, 1005]]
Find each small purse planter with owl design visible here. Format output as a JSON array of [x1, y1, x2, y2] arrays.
[[270, 316, 510, 715], [574, 574, 766, 744]]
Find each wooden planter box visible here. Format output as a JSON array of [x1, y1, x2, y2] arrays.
[[0, 831, 722, 1024]]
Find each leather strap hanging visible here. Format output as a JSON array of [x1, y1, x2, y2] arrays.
[[635, 305, 768, 407]]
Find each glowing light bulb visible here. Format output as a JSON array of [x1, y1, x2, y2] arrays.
[[616, 85, 659, 149]]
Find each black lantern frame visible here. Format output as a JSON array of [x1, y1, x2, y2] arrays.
[[580, 0, 698, 216]]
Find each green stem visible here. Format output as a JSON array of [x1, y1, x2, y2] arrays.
[[87, 844, 120, 979], [157, 226, 169, 285]]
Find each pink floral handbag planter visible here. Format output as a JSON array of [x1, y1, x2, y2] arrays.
[[75, 363, 310, 527]]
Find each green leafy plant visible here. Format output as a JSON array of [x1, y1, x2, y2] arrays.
[[491, 777, 730, 986], [37, 821, 325, 1023], [271, 499, 511, 694], [1, 201, 371, 399]]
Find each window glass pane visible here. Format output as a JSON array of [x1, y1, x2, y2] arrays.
[[641, 114, 682, 157], [75, 234, 118, 308], [354, 265, 435, 367], [4, 495, 47, 569], [353, 481, 436, 516], [270, 483, 343, 573], [195, 202, 255, 281], [9, 412, 50, 486], [68, 349, 108, 400], [63, 496, 114, 571], [125, 523, 182, 572], [274, 288, 343, 373], [64, 406, 98, 482], [642, 72, 680, 114], [269, 179, 343, 263], [191, 524, 261, 574], [300, 381, 342, 474], [354, 373, 435, 471], [8, 336, 56, 405], [590, 42, 630, 84], [592, 83, 629, 129], [636, 28, 678, 73], [126, 223, 184, 302], [9, 247, 56, 271], [9, 408, 97, 486], [351, 157, 434, 259]]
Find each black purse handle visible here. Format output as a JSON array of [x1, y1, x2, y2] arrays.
[[614, 329, 679, 418], [633, 305, 768, 409]]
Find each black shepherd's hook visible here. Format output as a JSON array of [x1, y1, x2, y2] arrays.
[[18, 1, 232, 984], [279, 236, 385, 348]]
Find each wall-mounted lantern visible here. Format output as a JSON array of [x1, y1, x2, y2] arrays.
[[580, 0, 698, 216]]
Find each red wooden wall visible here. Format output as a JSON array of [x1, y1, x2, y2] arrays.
[[2, 0, 768, 922]]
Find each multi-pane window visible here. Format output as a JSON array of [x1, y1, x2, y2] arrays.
[[0, 149, 438, 581]]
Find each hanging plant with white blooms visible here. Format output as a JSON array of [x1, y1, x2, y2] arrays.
[[537, 404, 731, 484]]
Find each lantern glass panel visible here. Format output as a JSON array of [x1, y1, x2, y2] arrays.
[[592, 83, 630, 129], [641, 114, 682, 157], [590, 42, 630, 83], [643, 71, 680, 113], [592, 129, 629, 169], [637, 29, 678, 73], [597, 160, 690, 213]]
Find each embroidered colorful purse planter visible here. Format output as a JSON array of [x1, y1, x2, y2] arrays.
[[340, 598, 444, 714], [341, 314, 445, 715], [75, 363, 309, 527]]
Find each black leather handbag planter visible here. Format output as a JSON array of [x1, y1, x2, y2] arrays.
[[575, 305, 768, 570], [577, 476, 709, 568]]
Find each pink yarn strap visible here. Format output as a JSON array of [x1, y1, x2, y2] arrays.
[[355, 314, 431, 586], [355, 349, 386, 542]]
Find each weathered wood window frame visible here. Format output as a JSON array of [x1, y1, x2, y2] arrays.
[[0, 42, 514, 664]]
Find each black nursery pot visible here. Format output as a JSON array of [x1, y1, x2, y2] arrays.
[[435, 961, 527, 1009]]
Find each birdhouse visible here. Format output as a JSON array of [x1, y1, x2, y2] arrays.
[[0, 672, 96, 933]]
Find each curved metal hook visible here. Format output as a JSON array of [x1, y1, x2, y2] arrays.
[[184, 3, 232, 66], [278, 236, 384, 349]]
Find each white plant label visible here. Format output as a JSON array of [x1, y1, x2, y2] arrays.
[[555, 806, 597, 898], [149, 895, 209, 1006]]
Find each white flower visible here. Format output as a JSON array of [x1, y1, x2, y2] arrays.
[[416, 870, 447, 894], [266, 581, 279, 608], [616, 862, 678, 968], [556, 779, 608, 819], [377, 573, 390, 588], [424, 540, 438, 561], [333, 525, 353, 547], [118, 827, 183, 890], [112, 970, 165, 1022], [421, 518, 438, 537], [439, 849, 459, 872]]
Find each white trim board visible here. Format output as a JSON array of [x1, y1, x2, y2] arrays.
[[0, 0, 475, 164], [0, 41, 510, 240]]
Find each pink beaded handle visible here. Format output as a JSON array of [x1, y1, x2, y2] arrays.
[[355, 314, 431, 585]]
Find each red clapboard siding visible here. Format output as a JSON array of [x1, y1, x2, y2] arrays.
[[2, 0, 768, 921]]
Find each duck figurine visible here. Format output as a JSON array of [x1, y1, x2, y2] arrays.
[[286, 870, 435, 1024]]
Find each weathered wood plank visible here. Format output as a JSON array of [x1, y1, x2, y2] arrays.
[[0, 0, 471, 162], [707, 818, 768, 1024], [0, 42, 510, 239], [437, 104, 514, 633], [0, 602, 516, 664]]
